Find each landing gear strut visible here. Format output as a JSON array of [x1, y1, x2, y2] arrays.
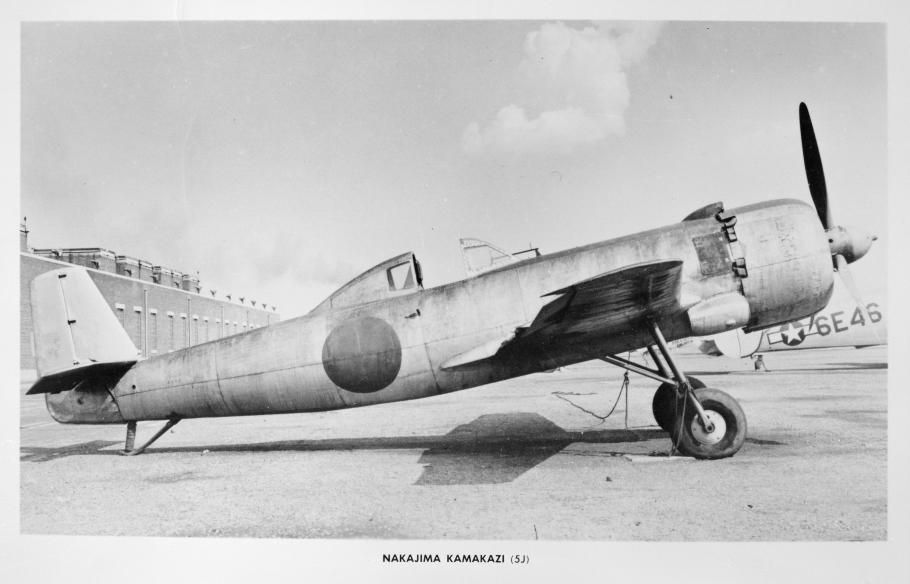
[[600, 320, 747, 459], [121, 417, 182, 456], [652, 375, 704, 433]]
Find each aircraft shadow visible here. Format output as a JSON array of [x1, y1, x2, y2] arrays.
[[20, 413, 668, 485], [20, 440, 121, 463], [413, 413, 665, 486]]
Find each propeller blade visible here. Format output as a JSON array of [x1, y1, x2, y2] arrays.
[[799, 103, 833, 229], [834, 254, 872, 325]]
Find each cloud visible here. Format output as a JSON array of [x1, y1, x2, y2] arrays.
[[463, 21, 664, 157]]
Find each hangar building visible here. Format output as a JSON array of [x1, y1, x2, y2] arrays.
[[20, 223, 280, 371]]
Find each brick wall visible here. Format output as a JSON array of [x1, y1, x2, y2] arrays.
[[21, 253, 280, 370]]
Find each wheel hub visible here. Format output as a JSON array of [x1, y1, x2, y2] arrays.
[[689, 410, 726, 445]]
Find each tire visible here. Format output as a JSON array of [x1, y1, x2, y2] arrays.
[[651, 376, 705, 432], [672, 387, 747, 460]]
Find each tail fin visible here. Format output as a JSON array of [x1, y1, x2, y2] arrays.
[[27, 268, 140, 395]]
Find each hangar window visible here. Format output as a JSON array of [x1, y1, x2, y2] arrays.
[[150, 312, 158, 355], [179, 314, 188, 348], [167, 312, 175, 352], [191, 316, 199, 346], [135, 310, 144, 355]]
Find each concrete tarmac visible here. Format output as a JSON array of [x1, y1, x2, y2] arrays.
[[19, 346, 887, 540]]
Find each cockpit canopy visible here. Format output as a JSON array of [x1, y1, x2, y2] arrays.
[[311, 237, 540, 314], [460, 238, 541, 277], [311, 251, 423, 313]]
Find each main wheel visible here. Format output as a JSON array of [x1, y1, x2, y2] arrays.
[[652, 376, 705, 433], [672, 387, 747, 460]]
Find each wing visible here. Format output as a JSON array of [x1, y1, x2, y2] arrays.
[[441, 259, 684, 370], [523, 259, 683, 337]]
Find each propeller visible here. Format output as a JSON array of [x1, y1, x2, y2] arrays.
[[798, 102, 878, 320], [799, 103, 833, 229]]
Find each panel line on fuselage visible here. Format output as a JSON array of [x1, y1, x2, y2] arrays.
[[116, 363, 434, 398]]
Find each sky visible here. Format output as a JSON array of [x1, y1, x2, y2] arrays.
[[21, 21, 888, 318]]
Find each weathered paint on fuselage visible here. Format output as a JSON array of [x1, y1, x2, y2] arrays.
[[48, 199, 833, 423]]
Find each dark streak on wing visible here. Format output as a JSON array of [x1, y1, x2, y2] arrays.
[[439, 260, 685, 370], [522, 259, 684, 338]]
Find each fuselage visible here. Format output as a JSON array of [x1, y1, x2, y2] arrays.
[[46, 198, 834, 423], [760, 300, 886, 352]]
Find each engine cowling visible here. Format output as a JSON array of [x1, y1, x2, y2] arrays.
[[731, 199, 834, 331]]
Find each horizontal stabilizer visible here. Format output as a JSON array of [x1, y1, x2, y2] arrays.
[[28, 268, 139, 394], [26, 361, 135, 395]]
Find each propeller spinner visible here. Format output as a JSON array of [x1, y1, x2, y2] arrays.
[[798, 102, 877, 313]]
